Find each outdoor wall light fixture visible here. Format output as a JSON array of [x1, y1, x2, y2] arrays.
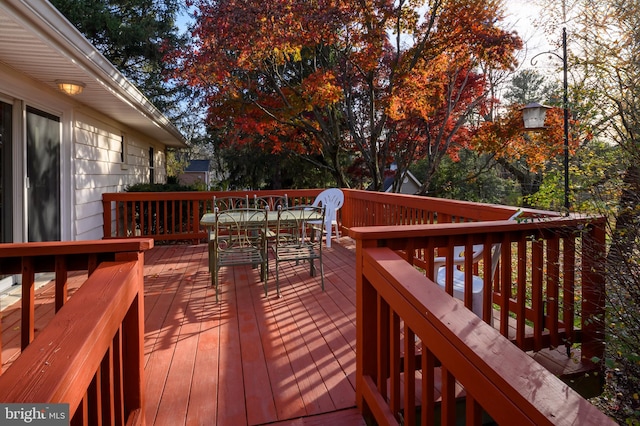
[[55, 80, 85, 96]]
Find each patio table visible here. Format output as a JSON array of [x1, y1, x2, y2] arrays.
[[200, 209, 323, 228]]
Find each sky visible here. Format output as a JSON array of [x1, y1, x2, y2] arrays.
[[503, 1, 556, 68]]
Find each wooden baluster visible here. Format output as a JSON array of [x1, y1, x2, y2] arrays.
[[55, 255, 68, 312], [21, 256, 35, 349], [547, 236, 561, 348], [516, 239, 527, 348], [403, 325, 416, 426], [563, 236, 576, 354], [531, 236, 545, 352]]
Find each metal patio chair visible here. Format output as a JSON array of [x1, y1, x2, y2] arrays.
[[209, 207, 268, 302], [272, 205, 325, 297]]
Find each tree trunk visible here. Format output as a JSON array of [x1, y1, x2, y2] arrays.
[[497, 158, 543, 206], [608, 163, 640, 264]]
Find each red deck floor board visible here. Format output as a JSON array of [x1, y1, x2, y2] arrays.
[[2, 238, 363, 425]]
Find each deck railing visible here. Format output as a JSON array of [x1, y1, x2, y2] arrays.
[[341, 189, 541, 227], [102, 190, 322, 242], [102, 189, 545, 243], [101, 190, 606, 357], [353, 245, 613, 425], [100, 189, 606, 351], [350, 213, 606, 366], [104, 190, 605, 423], [0, 239, 152, 425]]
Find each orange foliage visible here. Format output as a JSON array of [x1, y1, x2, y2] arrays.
[[173, 0, 523, 187], [474, 105, 580, 172]]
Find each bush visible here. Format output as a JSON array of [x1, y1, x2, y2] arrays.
[[125, 182, 197, 192]]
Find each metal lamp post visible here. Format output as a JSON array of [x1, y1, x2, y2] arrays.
[[523, 24, 570, 213]]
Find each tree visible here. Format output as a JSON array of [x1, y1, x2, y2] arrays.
[[51, 0, 192, 124], [410, 149, 520, 203], [172, 0, 521, 191], [502, 68, 557, 105], [472, 101, 581, 208], [533, 0, 640, 422], [472, 69, 578, 208]]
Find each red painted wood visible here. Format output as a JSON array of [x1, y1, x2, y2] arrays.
[[233, 265, 277, 425], [21, 256, 35, 349], [185, 283, 220, 425], [251, 276, 306, 421], [581, 221, 606, 362], [1, 231, 607, 426], [532, 238, 544, 352], [0, 261, 144, 424], [143, 245, 195, 424], [358, 247, 614, 425], [55, 255, 68, 312], [547, 236, 561, 347]]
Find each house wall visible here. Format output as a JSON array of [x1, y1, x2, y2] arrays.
[[0, 62, 168, 242], [73, 111, 166, 240]]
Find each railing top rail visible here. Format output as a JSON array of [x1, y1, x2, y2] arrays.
[[102, 189, 322, 201], [363, 247, 614, 425], [0, 238, 153, 257], [342, 188, 561, 219], [349, 214, 603, 241]]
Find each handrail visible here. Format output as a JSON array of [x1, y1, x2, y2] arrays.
[[0, 259, 146, 425], [355, 246, 614, 425], [340, 189, 549, 229], [0, 239, 153, 368]]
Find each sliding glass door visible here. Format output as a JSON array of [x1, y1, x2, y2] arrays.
[[26, 107, 60, 242]]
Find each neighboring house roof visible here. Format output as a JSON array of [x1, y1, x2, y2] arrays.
[[383, 170, 422, 194], [0, 0, 187, 147], [184, 160, 211, 173]]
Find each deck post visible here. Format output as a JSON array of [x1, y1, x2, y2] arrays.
[[354, 235, 378, 421], [117, 251, 146, 424], [102, 197, 112, 238], [581, 218, 607, 364]]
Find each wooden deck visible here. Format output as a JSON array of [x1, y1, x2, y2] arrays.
[[1, 235, 598, 425], [140, 237, 364, 425]]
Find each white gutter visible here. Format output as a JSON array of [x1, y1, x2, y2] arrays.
[[3, 0, 187, 146]]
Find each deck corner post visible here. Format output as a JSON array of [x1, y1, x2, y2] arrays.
[[355, 235, 378, 421], [121, 252, 146, 425], [581, 219, 607, 364]]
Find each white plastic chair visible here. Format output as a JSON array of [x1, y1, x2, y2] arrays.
[[432, 210, 521, 319], [432, 209, 522, 277], [310, 188, 344, 248], [435, 243, 502, 319]]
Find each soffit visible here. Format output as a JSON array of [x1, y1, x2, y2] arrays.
[[0, 0, 187, 148]]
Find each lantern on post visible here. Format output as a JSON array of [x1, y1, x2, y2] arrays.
[[521, 103, 552, 130], [523, 19, 571, 213]]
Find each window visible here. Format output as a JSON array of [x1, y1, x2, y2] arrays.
[[120, 134, 129, 169], [26, 107, 60, 241], [149, 146, 154, 184]]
